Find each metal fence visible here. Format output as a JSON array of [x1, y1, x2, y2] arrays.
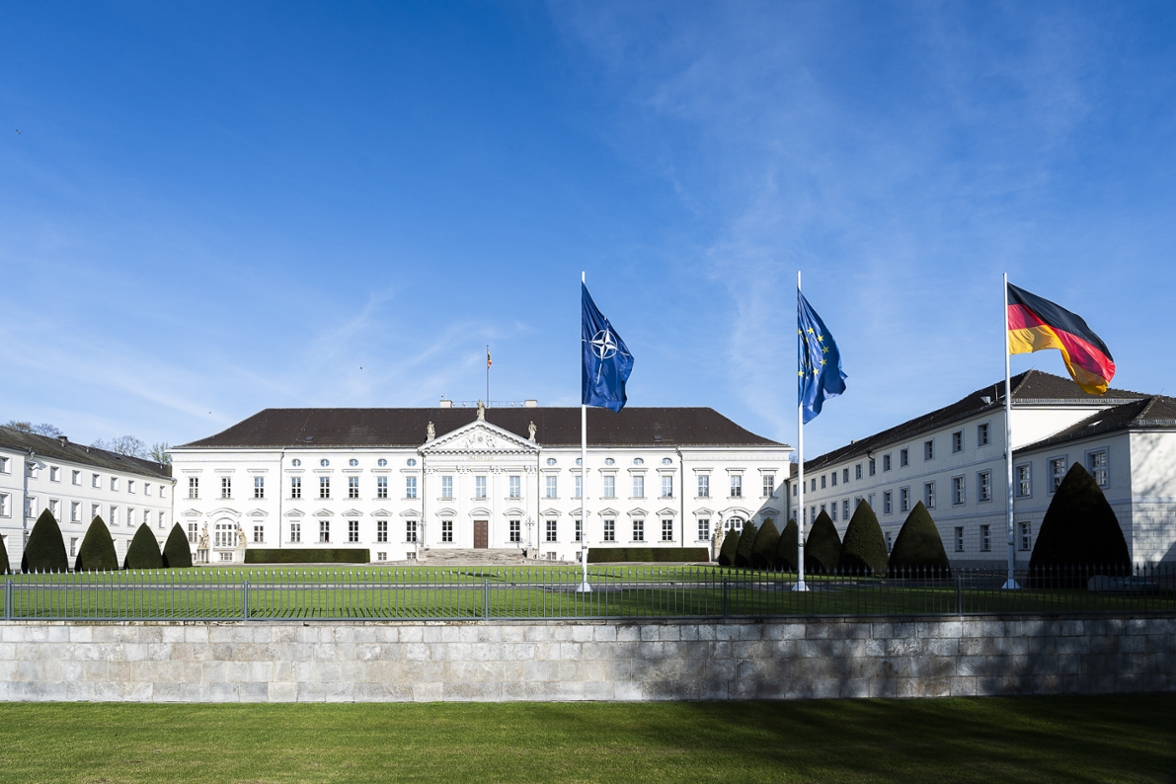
[[2, 564, 1174, 621]]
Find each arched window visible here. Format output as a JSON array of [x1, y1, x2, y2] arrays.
[[215, 522, 236, 548]]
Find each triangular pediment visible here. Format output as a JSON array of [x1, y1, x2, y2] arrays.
[[313, 508, 334, 518], [284, 508, 305, 518], [181, 508, 201, 518], [368, 508, 392, 518], [342, 508, 364, 518], [657, 507, 678, 518], [247, 508, 269, 518], [423, 420, 537, 455]]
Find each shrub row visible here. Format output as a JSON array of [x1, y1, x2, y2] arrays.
[[587, 547, 710, 564], [15, 510, 193, 573], [244, 548, 371, 564]]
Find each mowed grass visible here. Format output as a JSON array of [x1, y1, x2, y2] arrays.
[[0, 696, 1173, 783]]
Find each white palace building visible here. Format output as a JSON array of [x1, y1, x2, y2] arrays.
[[168, 401, 793, 564]]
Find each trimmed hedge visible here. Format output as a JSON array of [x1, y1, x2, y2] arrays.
[[804, 511, 841, 574], [838, 501, 888, 575], [888, 501, 951, 576], [244, 548, 371, 564], [22, 510, 68, 573], [717, 530, 740, 566], [775, 519, 799, 571], [734, 522, 759, 568], [75, 516, 118, 572], [124, 524, 163, 570], [587, 547, 710, 563], [751, 519, 780, 570], [0, 528, 9, 574], [162, 523, 193, 568], [1030, 462, 1130, 585]]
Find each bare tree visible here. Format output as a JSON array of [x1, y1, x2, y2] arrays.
[[3, 421, 64, 437], [150, 442, 172, 465], [93, 435, 149, 459]]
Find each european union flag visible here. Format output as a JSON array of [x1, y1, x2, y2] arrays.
[[582, 283, 634, 412], [798, 290, 846, 423]]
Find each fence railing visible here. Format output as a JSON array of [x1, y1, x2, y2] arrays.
[[1, 564, 1173, 621]]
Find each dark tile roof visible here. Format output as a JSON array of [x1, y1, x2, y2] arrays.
[[802, 370, 1146, 472], [1017, 395, 1176, 453], [0, 427, 173, 480], [177, 407, 784, 449]]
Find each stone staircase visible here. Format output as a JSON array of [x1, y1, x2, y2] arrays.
[[416, 548, 535, 566]]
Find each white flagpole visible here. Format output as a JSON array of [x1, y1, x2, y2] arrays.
[[578, 271, 592, 593], [794, 270, 808, 592], [1002, 273, 1020, 590]]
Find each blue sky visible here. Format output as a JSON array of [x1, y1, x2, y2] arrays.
[[2, 1, 1174, 458]]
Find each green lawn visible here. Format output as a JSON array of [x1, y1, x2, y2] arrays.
[[0, 697, 1172, 783]]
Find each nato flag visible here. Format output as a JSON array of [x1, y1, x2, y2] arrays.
[[798, 290, 846, 424], [582, 283, 634, 412]]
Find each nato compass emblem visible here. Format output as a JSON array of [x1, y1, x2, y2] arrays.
[[591, 329, 619, 361]]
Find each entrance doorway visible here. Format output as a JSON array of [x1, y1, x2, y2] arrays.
[[473, 520, 489, 549]]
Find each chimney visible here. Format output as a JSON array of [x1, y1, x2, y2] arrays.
[[439, 399, 453, 409], [58, 436, 69, 447], [524, 399, 538, 408]]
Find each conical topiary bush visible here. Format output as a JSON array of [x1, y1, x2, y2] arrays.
[[804, 510, 841, 574], [0, 530, 10, 574], [717, 529, 740, 566], [838, 500, 888, 575], [21, 509, 68, 573], [775, 519, 799, 571], [1030, 462, 1130, 586], [888, 501, 951, 576], [75, 515, 119, 571], [734, 521, 759, 568], [123, 523, 163, 570], [751, 518, 780, 570], [162, 523, 192, 568]]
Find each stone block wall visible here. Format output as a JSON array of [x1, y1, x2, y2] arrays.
[[0, 615, 1173, 702]]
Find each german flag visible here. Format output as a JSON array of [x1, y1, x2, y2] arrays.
[[1007, 282, 1115, 395]]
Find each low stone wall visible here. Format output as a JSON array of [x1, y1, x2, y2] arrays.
[[1, 615, 1173, 702]]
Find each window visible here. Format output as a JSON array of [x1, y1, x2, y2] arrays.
[[924, 440, 934, 461], [980, 524, 991, 552], [662, 476, 674, 498], [377, 520, 388, 543], [320, 476, 331, 499], [924, 482, 935, 509], [1088, 450, 1108, 487], [128, 479, 137, 494], [955, 527, 965, 553], [319, 521, 330, 543], [855, 464, 863, 481], [71, 501, 81, 523], [107, 505, 116, 525], [145, 483, 152, 496], [377, 459, 387, 467], [885, 532, 893, 553], [49, 499, 60, 519], [952, 476, 965, 506], [406, 520, 418, 543], [603, 519, 615, 542], [291, 476, 302, 499], [1048, 458, 1067, 493], [509, 475, 520, 499], [348, 459, 358, 467], [49, 466, 60, 482], [574, 475, 582, 499], [811, 478, 816, 492], [214, 523, 234, 548], [290, 522, 301, 543], [254, 476, 265, 499], [546, 519, 557, 543], [842, 468, 850, 484], [978, 471, 992, 502], [441, 476, 453, 499], [254, 525, 265, 544], [320, 459, 330, 467], [188, 522, 198, 544], [291, 459, 301, 467], [883, 454, 892, 472], [830, 503, 837, 522], [978, 423, 990, 446], [344, 520, 357, 543], [1020, 522, 1032, 551], [72, 470, 81, 485], [344, 476, 357, 499], [377, 476, 388, 499], [842, 499, 850, 519], [159, 485, 166, 500], [575, 518, 582, 542], [509, 519, 521, 543], [545, 475, 558, 499], [632, 519, 644, 542], [730, 475, 742, 497], [0, 457, 8, 473], [158, 511, 166, 529], [0, 493, 9, 517], [900, 487, 910, 513], [406, 459, 416, 467], [661, 519, 673, 542], [1015, 464, 1031, 498], [762, 474, 774, 497], [952, 431, 963, 453], [632, 475, 644, 499], [822, 475, 828, 489], [91, 504, 99, 523], [869, 458, 876, 476], [900, 449, 909, 468], [603, 474, 616, 498], [698, 518, 710, 541], [442, 519, 457, 544], [883, 491, 892, 515], [633, 458, 644, 466], [475, 476, 487, 499], [188, 477, 199, 499], [405, 476, 416, 499], [604, 458, 615, 466], [661, 457, 672, 466], [697, 475, 709, 498], [546, 458, 557, 466], [220, 477, 232, 499], [377, 552, 387, 562]]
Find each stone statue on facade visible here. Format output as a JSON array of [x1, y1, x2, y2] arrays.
[[237, 525, 247, 548], [198, 524, 209, 551], [528, 421, 536, 442], [477, 400, 485, 420], [427, 421, 435, 441]]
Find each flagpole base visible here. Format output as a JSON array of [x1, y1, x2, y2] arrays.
[[1001, 579, 1021, 590], [575, 581, 593, 594], [792, 580, 809, 592]]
